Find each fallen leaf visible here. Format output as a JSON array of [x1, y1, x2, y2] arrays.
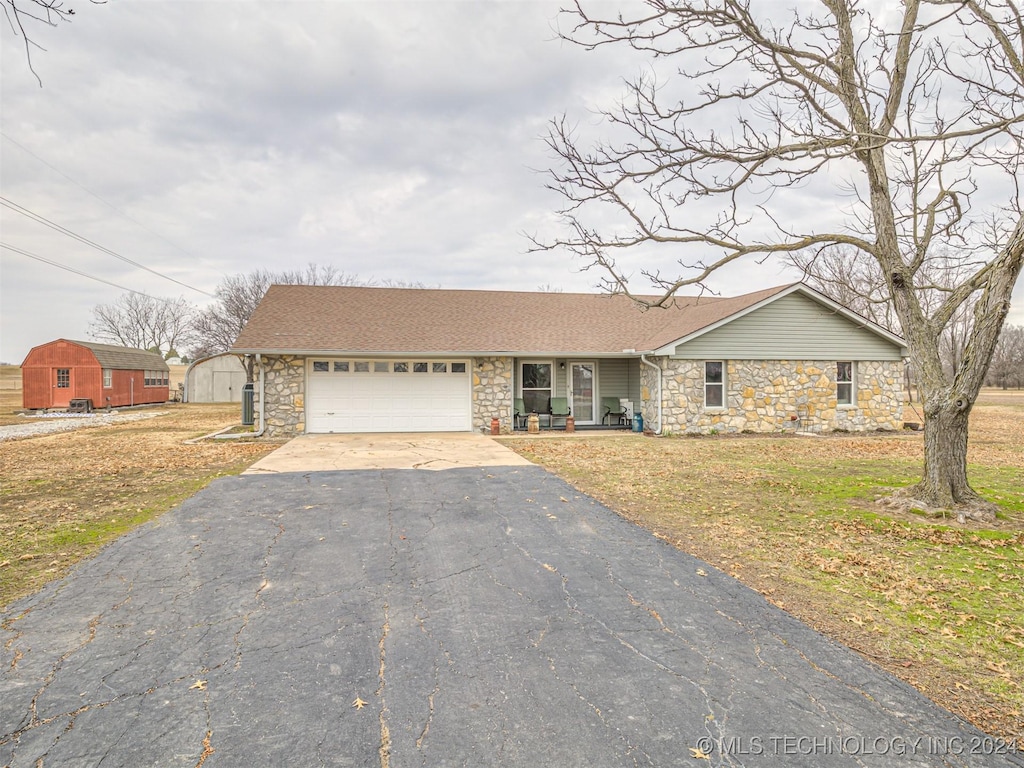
[[985, 661, 1010, 676], [689, 746, 710, 760], [696, 569, 707, 577], [352, 697, 368, 710], [190, 679, 207, 691]]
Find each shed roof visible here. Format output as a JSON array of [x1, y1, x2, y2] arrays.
[[231, 283, 884, 356], [69, 340, 169, 371]]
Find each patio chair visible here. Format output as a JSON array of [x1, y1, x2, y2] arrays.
[[549, 396, 571, 429], [601, 397, 628, 426], [514, 398, 528, 430]]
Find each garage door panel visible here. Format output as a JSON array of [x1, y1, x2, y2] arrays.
[[307, 359, 471, 433]]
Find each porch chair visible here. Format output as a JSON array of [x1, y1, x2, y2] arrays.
[[601, 397, 628, 426], [514, 398, 528, 430], [549, 397, 571, 429]]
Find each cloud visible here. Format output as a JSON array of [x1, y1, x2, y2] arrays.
[[1, 0, 1020, 363]]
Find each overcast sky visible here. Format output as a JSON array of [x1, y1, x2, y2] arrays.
[[1, 0, 1021, 364]]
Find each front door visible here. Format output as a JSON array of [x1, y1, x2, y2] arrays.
[[570, 362, 596, 424], [52, 368, 72, 407]]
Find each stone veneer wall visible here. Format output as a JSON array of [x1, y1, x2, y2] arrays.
[[658, 358, 905, 434], [472, 356, 514, 434], [259, 356, 306, 437]]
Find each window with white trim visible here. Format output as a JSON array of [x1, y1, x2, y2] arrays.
[[103, 369, 112, 388], [705, 361, 725, 408], [837, 362, 855, 406], [520, 361, 552, 414]]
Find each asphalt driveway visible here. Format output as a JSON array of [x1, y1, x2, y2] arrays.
[[2, 460, 1020, 766]]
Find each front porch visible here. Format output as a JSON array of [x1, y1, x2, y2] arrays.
[[514, 356, 644, 429], [472, 354, 649, 435]]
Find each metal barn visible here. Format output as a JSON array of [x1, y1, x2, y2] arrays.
[[184, 353, 248, 403]]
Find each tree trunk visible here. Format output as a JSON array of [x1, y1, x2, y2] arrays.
[[901, 396, 996, 522]]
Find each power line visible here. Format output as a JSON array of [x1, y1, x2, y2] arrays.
[[0, 241, 164, 298], [0, 131, 219, 270], [0, 196, 214, 297]]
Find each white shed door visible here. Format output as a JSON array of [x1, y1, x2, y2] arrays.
[[306, 359, 472, 433]]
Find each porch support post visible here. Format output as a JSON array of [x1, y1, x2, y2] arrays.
[[640, 354, 662, 435]]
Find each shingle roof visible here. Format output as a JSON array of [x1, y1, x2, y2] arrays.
[[231, 284, 797, 355], [68, 340, 169, 371]]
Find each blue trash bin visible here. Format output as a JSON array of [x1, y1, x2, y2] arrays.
[[632, 414, 643, 433]]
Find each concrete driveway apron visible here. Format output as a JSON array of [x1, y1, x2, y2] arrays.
[[2, 437, 1019, 767], [242, 433, 534, 473]]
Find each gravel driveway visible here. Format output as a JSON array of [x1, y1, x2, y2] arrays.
[[0, 411, 166, 442]]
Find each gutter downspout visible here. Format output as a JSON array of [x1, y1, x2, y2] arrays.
[[640, 354, 663, 435], [252, 353, 266, 437]]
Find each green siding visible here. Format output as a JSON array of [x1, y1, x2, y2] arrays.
[[596, 358, 642, 407], [671, 293, 904, 360]]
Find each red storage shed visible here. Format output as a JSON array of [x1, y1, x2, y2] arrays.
[[21, 339, 170, 410]]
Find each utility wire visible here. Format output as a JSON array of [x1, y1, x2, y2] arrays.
[[0, 196, 214, 297], [1, 241, 161, 298], [0, 131, 219, 270]]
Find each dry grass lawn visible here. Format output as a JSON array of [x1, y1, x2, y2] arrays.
[[501, 390, 1023, 743]]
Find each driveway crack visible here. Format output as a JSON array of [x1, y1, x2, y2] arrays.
[[233, 515, 285, 670]]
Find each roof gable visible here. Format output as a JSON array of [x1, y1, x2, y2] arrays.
[[654, 284, 907, 358]]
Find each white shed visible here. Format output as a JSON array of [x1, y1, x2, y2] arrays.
[[184, 353, 248, 403]]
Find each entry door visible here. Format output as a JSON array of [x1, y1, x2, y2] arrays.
[[52, 368, 72, 407], [570, 362, 596, 424]]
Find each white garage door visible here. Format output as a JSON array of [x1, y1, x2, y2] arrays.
[[306, 359, 472, 433]]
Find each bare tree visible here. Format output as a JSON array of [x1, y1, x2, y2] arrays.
[[89, 293, 197, 355], [538, 0, 1024, 518], [986, 324, 1024, 388], [192, 265, 366, 381], [3, 0, 103, 86]]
